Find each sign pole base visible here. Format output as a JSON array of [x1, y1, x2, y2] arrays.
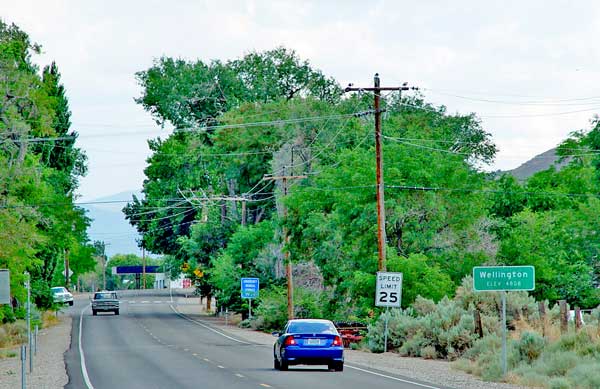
[[502, 291, 507, 376], [383, 307, 389, 353]]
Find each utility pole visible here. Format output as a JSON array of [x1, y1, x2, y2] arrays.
[[101, 243, 110, 291], [345, 74, 417, 271], [64, 249, 70, 288], [241, 197, 247, 227], [142, 246, 146, 290], [263, 169, 306, 320], [25, 272, 32, 373]]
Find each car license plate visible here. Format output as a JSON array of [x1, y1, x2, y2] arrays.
[[306, 338, 321, 346]]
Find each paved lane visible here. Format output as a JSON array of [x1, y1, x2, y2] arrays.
[[66, 292, 449, 389]]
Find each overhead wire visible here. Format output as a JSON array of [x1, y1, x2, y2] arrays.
[[424, 88, 600, 106]]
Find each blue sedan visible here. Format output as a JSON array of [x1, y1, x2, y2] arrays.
[[273, 319, 344, 371]]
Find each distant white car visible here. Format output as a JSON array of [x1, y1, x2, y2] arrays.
[[51, 286, 74, 306]]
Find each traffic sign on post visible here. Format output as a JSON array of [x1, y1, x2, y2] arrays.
[[473, 265, 535, 378], [241, 278, 259, 299], [473, 266, 535, 291], [375, 272, 402, 307], [0, 270, 9, 305]]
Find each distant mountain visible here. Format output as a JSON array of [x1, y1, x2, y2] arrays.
[[83, 190, 143, 257], [505, 148, 570, 181]]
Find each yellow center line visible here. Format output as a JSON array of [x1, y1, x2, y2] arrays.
[[259, 384, 272, 388]]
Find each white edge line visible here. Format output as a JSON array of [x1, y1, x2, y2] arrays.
[[169, 305, 252, 345], [346, 364, 441, 389], [78, 304, 95, 389]]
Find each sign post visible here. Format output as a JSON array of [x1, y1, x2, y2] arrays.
[[473, 266, 535, 377], [241, 278, 259, 319], [375, 272, 402, 352]]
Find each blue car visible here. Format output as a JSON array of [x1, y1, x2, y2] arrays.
[[273, 319, 344, 371]]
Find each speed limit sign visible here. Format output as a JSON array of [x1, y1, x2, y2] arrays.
[[375, 272, 402, 307]]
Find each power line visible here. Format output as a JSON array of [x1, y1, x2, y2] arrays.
[[425, 89, 600, 106]]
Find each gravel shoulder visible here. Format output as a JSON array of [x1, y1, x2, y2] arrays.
[[175, 304, 529, 389], [0, 314, 71, 389]]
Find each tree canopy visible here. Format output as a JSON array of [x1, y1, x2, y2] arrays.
[[0, 20, 94, 319]]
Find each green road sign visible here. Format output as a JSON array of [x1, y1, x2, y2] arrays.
[[473, 266, 535, 291]]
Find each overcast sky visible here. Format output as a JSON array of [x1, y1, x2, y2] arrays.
[[4, 0, 600, 202]]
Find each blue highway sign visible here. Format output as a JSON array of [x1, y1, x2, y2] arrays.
[[241, 278, 259, 299]]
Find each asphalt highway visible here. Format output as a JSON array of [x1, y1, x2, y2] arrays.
[[64, 290, 449, 389]]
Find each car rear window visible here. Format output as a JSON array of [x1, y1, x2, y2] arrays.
[[287, 321, 337, 334], [94, 293, 117, 299], [51, 287, 65, 293]]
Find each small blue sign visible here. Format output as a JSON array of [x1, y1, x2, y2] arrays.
[[241, 278, 259, 299]]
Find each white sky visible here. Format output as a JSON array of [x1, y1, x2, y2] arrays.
[[4, 0, 600, 202]]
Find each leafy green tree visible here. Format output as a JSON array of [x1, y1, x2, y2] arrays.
[[498, 205, 600, 307], [125, 50, 346, 307], [208, 221, 278, 310], [135, 47, 340, 128], [284, 98, 496, 315], [0, 19, 92, 309], [488, 174, 526, 218]]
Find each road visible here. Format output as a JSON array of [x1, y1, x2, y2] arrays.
[[64, 290, 449, 389]]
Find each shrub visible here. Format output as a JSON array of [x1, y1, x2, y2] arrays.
[[548, 377, 571, 389], [253, 286, 288, 331], [518, 331, 545, 363], [532, 351, 582, 377], [252, 286, 328, 331], [566, 362, 600, 389], [399, 335, 427, 357], [412, 296, 436, 316], [366, 309, 421, 353], [0, 321, 27, 348], [420, 345, 437, 359], [0, 305, 15, 324], [517, 369, 554, 388], [480, 359, 504, 382]]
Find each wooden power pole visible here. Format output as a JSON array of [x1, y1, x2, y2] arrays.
[[263, 170, 306, 320], [345, 74, 417, 271]]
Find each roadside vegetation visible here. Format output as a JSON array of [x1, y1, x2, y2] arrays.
[[121, 40, 600, 386], [0, 310, 63, 359], [3, 17, 600, 387], [0, 19, 98, 358]]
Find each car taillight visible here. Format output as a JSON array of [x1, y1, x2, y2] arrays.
[[284, 336, 296, 346], [332, 336, 342, 346]]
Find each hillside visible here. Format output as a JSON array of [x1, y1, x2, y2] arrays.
[[83, 191, 142, 257], [506, 148, 570, 181]]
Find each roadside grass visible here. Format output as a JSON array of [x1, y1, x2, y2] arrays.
[[362, 277, 600, 388], [455, 322, 600, 388], [0, 310, 63, 355], [0, 349, 18, 359]]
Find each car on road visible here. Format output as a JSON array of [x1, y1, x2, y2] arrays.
[[91, 291, 120, 315], [273, 319, 344, 371], [51, 286, 74, 306]]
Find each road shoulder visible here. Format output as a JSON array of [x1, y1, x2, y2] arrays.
[[0, 314, 71, 389]]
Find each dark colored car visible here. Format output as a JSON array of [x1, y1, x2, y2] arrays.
[[273, 319, 344, 371], [91, 291, 120, 315]]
